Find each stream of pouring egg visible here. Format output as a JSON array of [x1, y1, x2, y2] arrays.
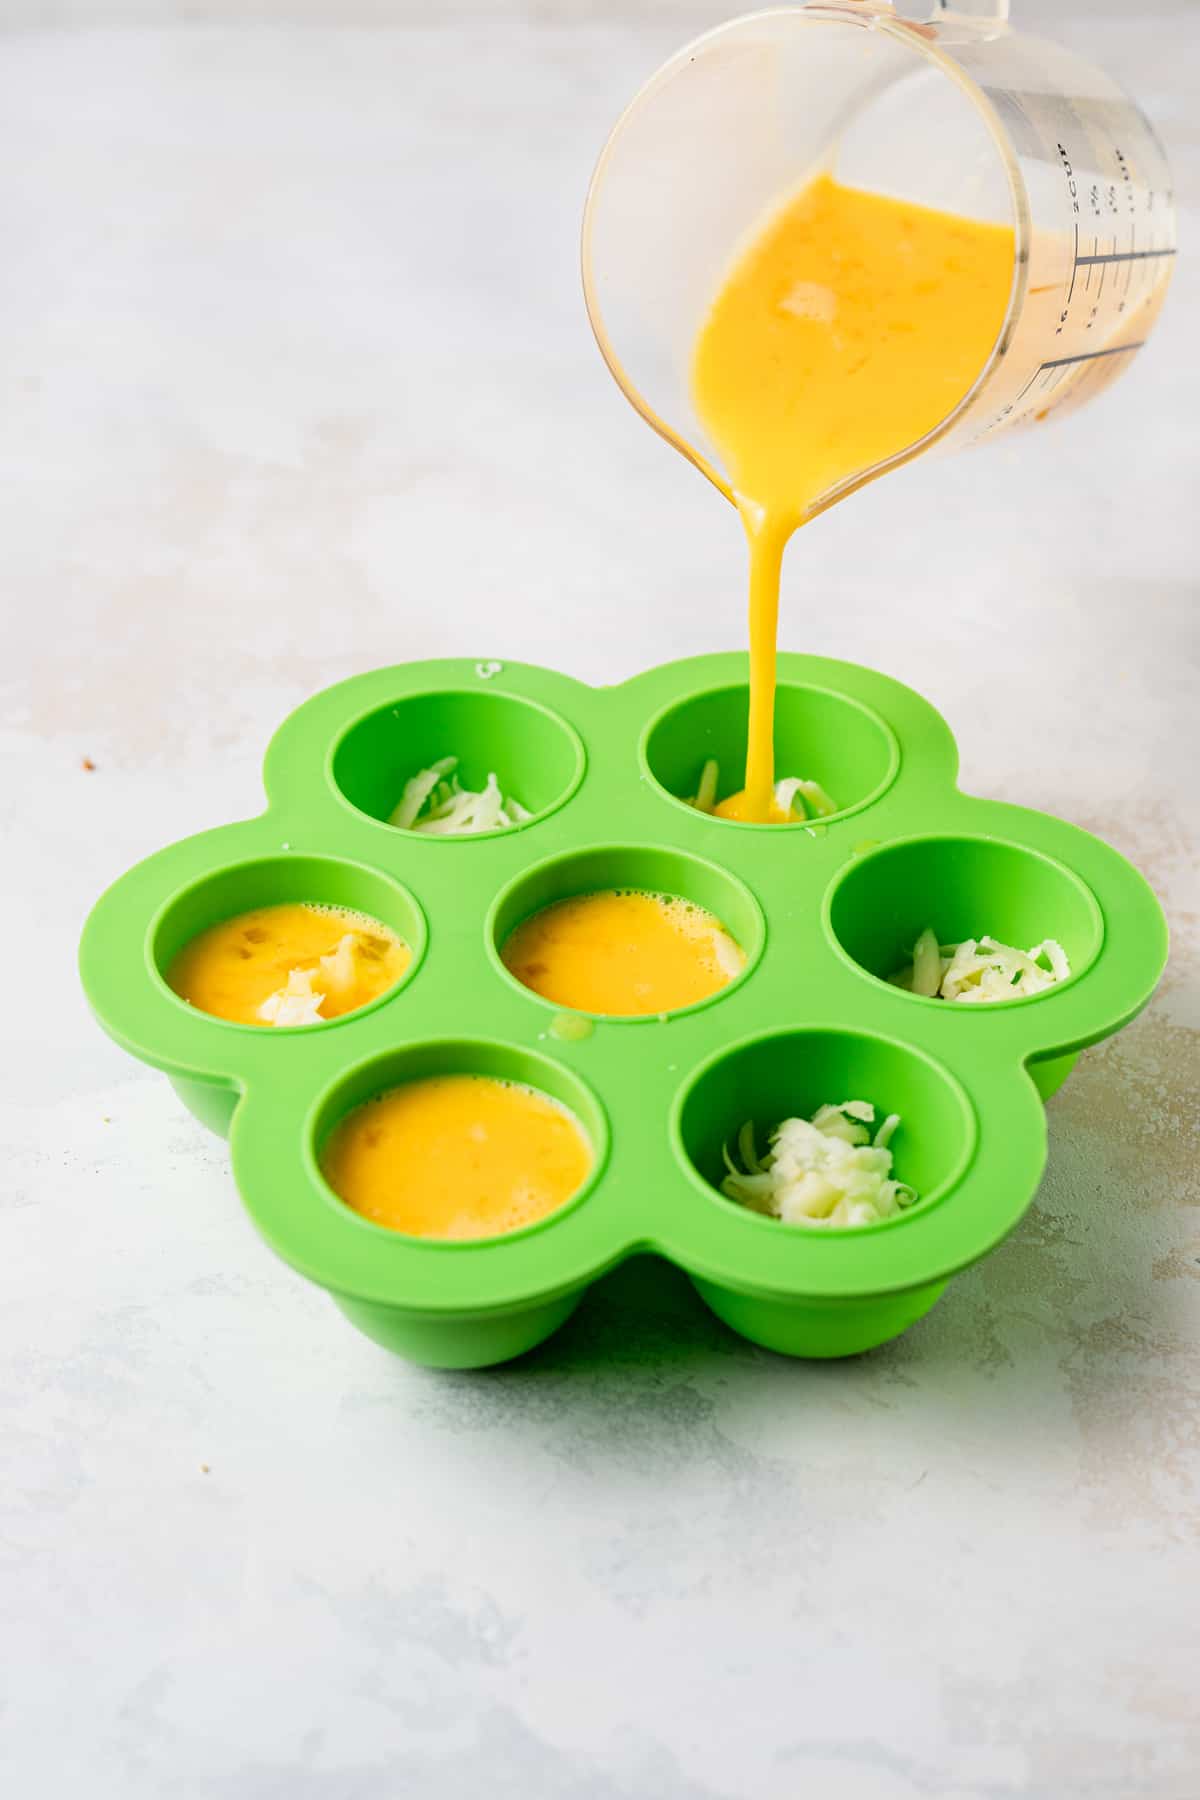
[[690, 174, 1015, 821]]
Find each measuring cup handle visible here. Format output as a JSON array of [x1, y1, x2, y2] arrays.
[[931, 0, 1010, 23], [857, 3, 1012, 34]]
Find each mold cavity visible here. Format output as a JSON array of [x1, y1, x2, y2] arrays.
[[311, 1039, 607, 1242], [641, 682, 898, 826], [331, 690, 584, 836], [676, 1027, 973, 1225], [152, 854, 425, 1030], [489, 845, 764, 1020], [827, 835, 1103, 1002]]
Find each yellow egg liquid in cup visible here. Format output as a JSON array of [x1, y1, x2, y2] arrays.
[[691, 173, 1013, 821]]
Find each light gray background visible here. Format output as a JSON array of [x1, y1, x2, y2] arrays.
[[2, 3, 1197, 1796]]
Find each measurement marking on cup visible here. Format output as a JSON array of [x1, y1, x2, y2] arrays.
[[1042, 364, 1073, 397], [1041, 341, 1147, 369], [1063, 173, 1175, 316], [1084, 236, 1097, 292], [1123, 228, 1137, 296], [1014, 340, 1147, 408], [1074, 245, 1176, 266]]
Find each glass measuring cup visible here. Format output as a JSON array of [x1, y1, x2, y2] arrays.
[[582, 0, 1177, 519]]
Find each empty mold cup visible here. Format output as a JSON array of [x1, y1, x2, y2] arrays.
[[80, 654, 1167, 1367], [675, 1026, 974, 1357], [332, 688, 584, 835], [828, 834, 1106, 1098]]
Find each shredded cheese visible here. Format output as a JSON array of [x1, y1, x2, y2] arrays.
[[722, 1101, 915, 1228], [388, 756, 532, 835], [688, 759, 837, 820], [694, 757, 719, 814], [257, 966, 325, 1027], [256, 930, 388, 1027], [889, 927, 1071, 1002], [710, 928, 745, 981]]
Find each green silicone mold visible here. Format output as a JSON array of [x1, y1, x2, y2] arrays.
[[79, 655, 1167, 1367]]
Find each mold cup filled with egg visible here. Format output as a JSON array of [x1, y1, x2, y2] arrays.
[[502, 891, 742, 1017], [167, 902, 410, 1028], [300, 1038, 612, 1367], [144, 853, 427, 1132], [489, 845, 764, 1021], [321, 1072, 593, 1243]]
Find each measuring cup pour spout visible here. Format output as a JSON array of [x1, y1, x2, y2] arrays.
[[582, 1, 1176, 516]]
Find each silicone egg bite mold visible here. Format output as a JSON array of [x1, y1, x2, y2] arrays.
[[80, 655, 1166, 1367]]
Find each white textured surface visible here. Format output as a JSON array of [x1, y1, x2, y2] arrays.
[[2, 6, 1198, 1797]]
